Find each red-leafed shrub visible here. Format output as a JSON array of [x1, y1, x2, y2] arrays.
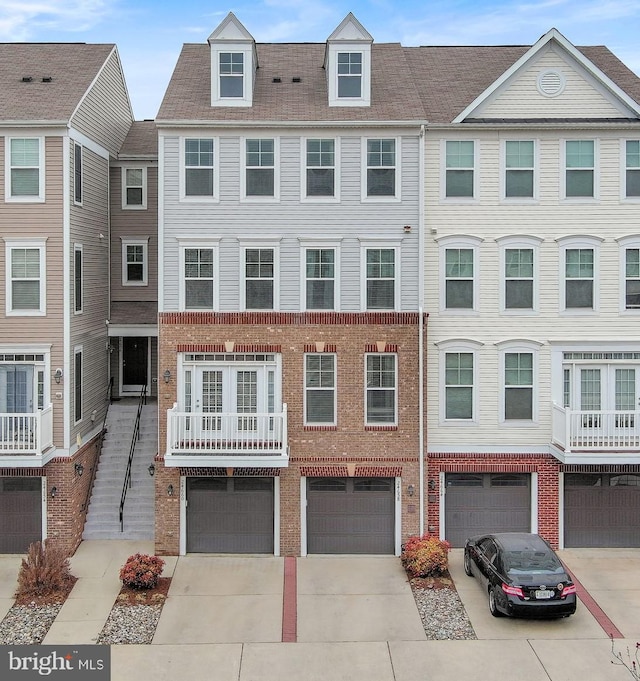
[[119, 553, 165, 589], [401, 534, 451, 578]]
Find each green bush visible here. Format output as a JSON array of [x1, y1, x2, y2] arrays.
[[119, 553, 165, 589], [16, 540, 74, 599], [401, 534, 451, 578]]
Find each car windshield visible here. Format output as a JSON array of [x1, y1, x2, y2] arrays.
[[503, 549, 564, 576]]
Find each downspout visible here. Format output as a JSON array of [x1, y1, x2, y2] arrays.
[[418, 123, 426, 536]]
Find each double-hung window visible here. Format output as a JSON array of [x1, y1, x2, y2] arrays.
[[365, 139, 396, 198], [626, 248, 640, 309], [73, 143, 83, 205], [305, 139, 336, 197], [305, 354, 336, 425], [122, 238, 148, 286], [180, 241, 219, 311], [565, 140, 595, 198], [625, 141, 640, 198], [219, 52, 244, 98], [184, 138, 214, 198], [444, 246, 476, 310], [337, 52, 362, 98], [365, 354, 397, 425], [305, 248, 336, 310], [74, 244, 83, 314], [503, 352, 534, 421], [244, 247, 275, 310], [6, 137, 44, 201], [444, 351, 474, 420], [364, 248, 396, 310], [505, 248, 534, 309], [504, 141, 534, 198], [565, 248, 594, 309], [122, 167, 147, 209], [245, 138, 276, 198], [5, 239, 46, 316], [74, 346, 83, 424], [445, 141, 474, 198]]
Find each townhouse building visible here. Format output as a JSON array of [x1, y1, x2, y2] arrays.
[[154, 13, 427, 556], [0, 43, 133, 553]]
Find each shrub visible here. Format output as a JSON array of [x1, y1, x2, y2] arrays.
[[16, 540, 74, 599], [119, 553, 165, 589], [401, 534, 451, 578]]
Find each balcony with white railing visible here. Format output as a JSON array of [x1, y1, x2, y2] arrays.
[[0, 404, 54, 464], [551, 402, 640, 462], [165, 403, 289, 467]]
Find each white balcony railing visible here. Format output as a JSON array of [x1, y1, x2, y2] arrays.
[[166, 403, 288, 466], [552, 403, 640, 453], [0, 404, 54, 455]]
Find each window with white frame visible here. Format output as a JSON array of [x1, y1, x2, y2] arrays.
[[122, 239, 148, 286], [305, 139, 336, 197], [305, 248, 335, 310], [565, 140, 595, 198], [73, 142, 83, 205], [219, 52, 244, 98], [502, 350, 534, 421], [364, 247, 396, 310], [122, 167, 147, 209], [245, 139, 276, 197], [504, 140, 534, 198], [620, 238, 640, 310], [444, 351, 474, 420], [365, 139, 396, 198], [445, 141, 474, 198], [244, 247, 275, 310], [180, 243, 218, 310], [74, 346, 83, 424], [74, 244, 83, 314], [183, 138, 214, 198], [505, 247, 534, 309], [565, 248, 595, 309], [337, 52, 362, 98], [5, 240, 46, 316], [305, 354, 336, 425], [6, 137, 44, 201], [0, 352, 47, 413], [625, 141, 640, 198], [445, 248, 474, 309], [365, 354, 397, 425]]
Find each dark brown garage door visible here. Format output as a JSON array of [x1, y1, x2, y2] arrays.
[[445, 473, 531, 547], [564, 473, 640, 547], [0, 477, 42, 553], [186, 477, 274, 553], [307, 478, 395, 554]]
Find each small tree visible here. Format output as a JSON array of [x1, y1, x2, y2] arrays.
[[15, 540, 74, 599], [119, 553, 165, 589], [611, 637, 640, 679]]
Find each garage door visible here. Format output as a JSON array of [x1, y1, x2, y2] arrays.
[[186, 477, 274, 553], [564, 473, 640, 547], [307, 477, 395, 554], [445, 473, 531, 548], [0, 477, 42, 553]]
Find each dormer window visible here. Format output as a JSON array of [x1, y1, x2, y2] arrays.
[[337, 52, 362, 98], [219, 52, 244, 98]]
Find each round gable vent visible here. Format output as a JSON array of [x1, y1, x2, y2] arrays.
[[537, 70, 565, 97]]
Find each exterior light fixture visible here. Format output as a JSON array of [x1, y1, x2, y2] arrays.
[[407, 484, 415, 497], [403, 225, 412, 232], [428, 479, 437, 491], [167, 484, 174, 497], [148, 463, 155, 477], [54, 368, 63, 384], [50, 486, 57, 498], [74, 462, 84, 477], [163, 369, 171, 383]]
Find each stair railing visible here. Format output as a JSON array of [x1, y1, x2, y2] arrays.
[[119, 384, 148, 532]]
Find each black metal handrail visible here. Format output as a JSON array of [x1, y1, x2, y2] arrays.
[[81, 377, 113, 513], [119, 384, 147, 532]]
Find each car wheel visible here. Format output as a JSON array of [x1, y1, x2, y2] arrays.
[[489, 587, 503, 618], [464, 552, 473, 577]]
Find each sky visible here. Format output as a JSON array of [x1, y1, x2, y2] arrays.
[[2, 0, 640, 120]]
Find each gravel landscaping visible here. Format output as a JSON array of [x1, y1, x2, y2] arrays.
[[0, 602, 65, 645]]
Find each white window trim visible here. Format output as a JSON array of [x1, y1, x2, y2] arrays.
[[496, 339, 542, 426], [73, 142, 83, 206], [74, 345, 83, 426], [364, 352, 398, 427], [617, 234, 640, 314], [435, 338, 483, 426], [300, 137, 341, 202], [211, 45, 253, 107], [121, 166, 148, 210], [4, 238, 47, 316], [241, 137, 280, 202], [177, 238, 221, 312], [438, 235, 483, 314], [361, 137, 401, 202], [500, 138, 539, 203], [557, 235, 603, 314], [327, 44, 371, 107], [73, 243, 83, 315], [441, 139, 478, 203], [561, 138, 599, 202], [179, 137, 219, 202], [5, 136, 45, 203], [304, 352, 337, 426], [496, 235, 542, 315], [359, 240, 401, 312], [621, 139, 640, 203], [121, 237, 149, 287], [299, 240, 341, 312], [238, 238, 281, 311]]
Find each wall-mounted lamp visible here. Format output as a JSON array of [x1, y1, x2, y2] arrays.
[[167, 484, 174, 497], [74, 462, 84, 477], [403, 225, 412, 233], [54, 368, 63, 384], [50, 486, 57, 498], [90, 409, 97, 423], [407, 484, 415, 497], [163, 369, 171, 384], [428, 479, 437, 491], [148, 463, 155, 477]]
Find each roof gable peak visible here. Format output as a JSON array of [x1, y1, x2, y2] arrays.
[[208, 12, 255, 44], [326, 12, 373, 43]]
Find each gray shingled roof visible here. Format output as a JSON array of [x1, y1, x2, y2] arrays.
[[157, 41, 640, 125], [119, 120, 158, 157], [0, 43, 117, 122]]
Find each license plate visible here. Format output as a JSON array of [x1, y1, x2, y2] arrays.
[[535, 589, 553, 599]]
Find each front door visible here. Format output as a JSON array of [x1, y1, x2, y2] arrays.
[[578, 365, 640, 431], [122, 337, 148, 393]]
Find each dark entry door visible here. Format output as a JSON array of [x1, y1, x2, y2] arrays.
[[122, 337, 148, 392], [0, 477, 42, 553]]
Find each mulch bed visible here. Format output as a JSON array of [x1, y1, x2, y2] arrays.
[[13, 575, 78, 607], [115, 577, 171, 605]]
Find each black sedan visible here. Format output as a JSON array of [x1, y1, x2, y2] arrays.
[[463, 532, 577, 618]]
